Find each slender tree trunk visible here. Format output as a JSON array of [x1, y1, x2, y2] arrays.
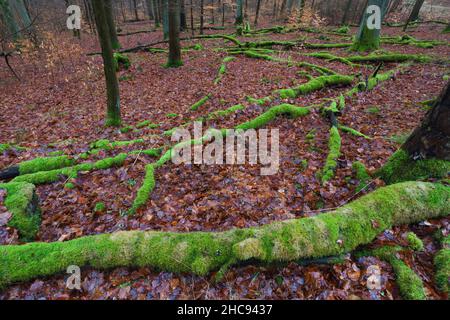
[[235, 0, 243, 25], [211, 0, 215, 25], [104, 0, 120, 49], [222, 2, 225, 27], [92, 0, 121, 127], [145, 0, 154, 19], [162, 0, 169, 39], [254, 0, 262, 27], [342, 0, 353, 25], [167, 0, 182, 67], [133, 0, 139, 20], [155, 0, 161, 27], [190, 0, 194, 35], [403, 0, 425, 31], [180, 0, 187, 30], [200, 0, 204, 34]]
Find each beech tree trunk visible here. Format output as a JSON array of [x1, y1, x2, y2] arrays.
[[254, 0, 262, 26], [200, 0, 204, 34], [104, 0, 120, 49], [167, 0, 182, 67], [180, 0, 187, 30], [403, 0, 425, 31], [403, 81, 450, 161], [92, 0, 121, 127], [235, 0, 243, 25]]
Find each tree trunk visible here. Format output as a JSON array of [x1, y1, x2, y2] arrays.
[[0, 0, 21, 40], [377, 81, 450, 184], [235, 0, 243, 25], [162, 0, 169, 39], [104, 0, 120, 49], [190, 0, 194, 35], [167, 0, 182, 67], [403, 81, 450, 161], [180, 0, 187, 30], [254, 0, 262, 26], [145, 0, 154, 19], [342, 0, 353, 25], [403, 0, 425, 31], [133, 0, 139, 20], [92, 0, 121, 127], [210, 0, 215, 25], [352, 0, 389, 51], [200, 0, 204, 34]]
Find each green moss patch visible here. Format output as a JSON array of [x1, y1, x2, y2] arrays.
[[434, 235, 450, 293], [321, 126, 342, 184], [0, 182, 41, 242], [277, 75, 354, 99], [352, 161, 371, 192], [18, 156, 75, 175], [190, 95, 210, 111], [376, 149, 450, 185]]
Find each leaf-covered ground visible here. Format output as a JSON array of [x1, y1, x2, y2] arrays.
[[0, 21, 449, 299]]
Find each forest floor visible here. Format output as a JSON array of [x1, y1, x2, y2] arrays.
[[0, 21, 449, 300]]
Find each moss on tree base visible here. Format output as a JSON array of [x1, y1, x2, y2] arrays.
[[376, 149, 450, 185], [0, 182, 448, 288]]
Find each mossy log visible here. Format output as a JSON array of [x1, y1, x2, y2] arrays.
[[0, 182, 41, 242], [0, 156, 75, 181], [0, 182, 448, 288]]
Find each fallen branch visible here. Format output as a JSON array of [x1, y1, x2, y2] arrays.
[[0, 181, 448, 288]]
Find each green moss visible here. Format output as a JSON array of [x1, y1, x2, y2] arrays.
[[48, 151, 64, 156], [321, 126, 341, 184], [246, 96, 272, 106], [366, 106, 381, 114], [207, 104, 245, 120], [235, 104, 310, 131], [304, 42, 352, 49], [444, 25, 450, 33], [64, 182, 75, 189], [306, 129, 316, 141], [113, 53, 131, 71], [164, 60, 183, 68], [298, 62, 337, 76], [129, 164, 156, 214], [376, 149, 450, 185], [434, 235, 450, 293], [90, 138, 145, 151], [277, 75, 354, 99], [94, 202, 106, 213], [0, 144, 12, 153], [0, 182, 40, 242], [304, 52, 353, 66], [335, 26, 350, 34], [12, 154, 128, 185], [382, 35, 446, 48], [352, 161, 371, 192], [0, 182, 447, 288], [19, 156, 75, 175], [338, 125, 372, 139], [190, 95, 210, 111], [166, 113, 178, 118], [120, 126, 132, 133], [129, 148, 162, 157], [406, 232, 424, 251]]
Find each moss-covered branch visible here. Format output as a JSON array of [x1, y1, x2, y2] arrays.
[[0, 182, 448, 288], [277, 75, 354, 99], [321, 126, 342, 184], [0, 182, 40, 242]]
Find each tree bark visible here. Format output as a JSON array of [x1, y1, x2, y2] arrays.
[[254, 0, 262, 27], [235, 0, 243, 25], [162, 0, 169, 39], [403, 0, 425, 31], [200, 0, 204, 34], [180, 0, 187, 30], [92, 0, 121, 127], [104, 0, 120, 49], [167, 0, 182, 67], [403, 81, 450, 161], [342, 0, 353, 25]]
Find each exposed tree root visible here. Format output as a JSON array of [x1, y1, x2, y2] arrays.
[[0, 182, 448, 288], [190, 95, 210, 111], [321, 126, 342, 184], [0, 182, 40, 242]]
